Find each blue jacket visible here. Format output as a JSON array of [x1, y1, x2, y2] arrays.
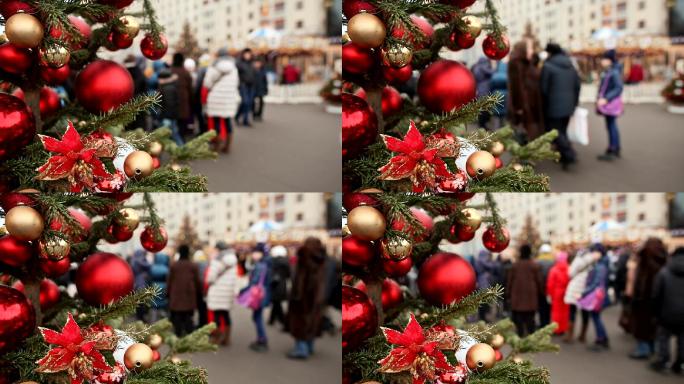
[[471, 57, 495, 97], [150, 253, 170, 309], [598, 64, 624, 102], [582, 256, 611, 309], [244, 258, 272, 309], [490, 63, 509, 117], [130, 250, 151, 290]]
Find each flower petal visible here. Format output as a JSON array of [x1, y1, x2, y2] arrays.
[[378, 156, 418, 181], [378, 347, 418, 373], [403, 121, 426, 152], [403, 314, 426, 345], [35, 347, 76, 373]]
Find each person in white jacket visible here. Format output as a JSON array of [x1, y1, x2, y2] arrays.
[[203, 48, 240, 153], [563, 249, 601, 343], [206, 241, 238, 346]]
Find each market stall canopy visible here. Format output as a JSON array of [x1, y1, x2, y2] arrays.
[[249, 220, 284, 233], [248, 28, 283, 49], [590, 220, 626, 233]]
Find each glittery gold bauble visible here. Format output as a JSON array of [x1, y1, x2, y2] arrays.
[[124, 151, 155, 179], [466, 343, 496, 372], [347, 205, 386, 241], [170, 355, 182, 364], [380, 237, 412, 261], [170, 163, 182, 172], [466, 151, 497, 180], [342, 225, 352, 236], [5, 205, 45, 241], [347, 12, 386, 49], [489, 141, 505, 157], [462, 15, 483, 37], [148, 141, 163, 157], [359, 188, 383, 194], [512, 356, 524, 364], [461, 208, 482, 229], [490, 333, 505, 349], [39, 45, 70, 68], [0, 33, 8, 44], [0, 226, 7, 236], [380, 42, 413, 68], [342, 33, 351, 43], [38, 236, 71, 261], [116, 207, 140, 231], [123, 343, 154, 371], [147, 333, 163, 350], [511, 163, 524, 172], [116, 15, 141, 37], [5, 12, 45, 48]]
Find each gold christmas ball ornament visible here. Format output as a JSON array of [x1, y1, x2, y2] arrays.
[[511, 163, 524, 172], [381, 42, 413, 68], [347, 12, 387, 49], [148, 141, 163, 157], [461, 208, 482, 229], [489, 141, 505, 157], [116, 15, 141, 37], [5, 12, 45, 48], [347, 205, 386, 241], [0, 33, 8, 44], [38, 236, 71, 261], [512, 356, 524, 364], [380, 236, 412, 261], [124, 151, 155, 179], [116, 208, 140, 231], [5, 205, 45, 241], [462, 15, 483, 37], [465, 343, 497, 372], [123, 343, 155, 371], [342, 225, 352, 236], [342, 32, 351, 43], [466, 151, 497, 180], [170, 163, 182, 172], [490, 333, 505, 349], [170, 355, 182, 364], [39, 45, 70, 68], [147, 333, 163, 350]]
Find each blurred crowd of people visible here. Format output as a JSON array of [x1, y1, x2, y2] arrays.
[[127, 237, 340, 360]]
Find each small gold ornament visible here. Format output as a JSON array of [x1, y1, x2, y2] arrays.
[[462, 15, 483, 37], [116, 15, 141, 37], [116, 208, 140, 231], [170, 163, 182, 172], [347, 205, 386, 241], [347, 12, 386, 49], [380, 42, 413, 68], [342, 225, 352, 236], [38, 236, 71, 261], [39, 45, 70, 68], [511, 163, 524, 172], [512, 356, 524, 364], [0, 33, 8, 44], [124, 151, 155, 179], [170, 355, 182, 364], [466, 151, 497, 180], [342, 32, 351, 43], [465, 343, 497, 372], [489, 141, 505, 157], [5, 12, 44, 48], [490, 333, 505, 349], [147, 333, 163, 350], [5, 205, 45, 241], [358, 188, 383, 194], [461, 208, 482, 229], [0, 226, 7, 236], [123, 343, 155, 371], [148, 141, 163, 157], [380, 237, 412, 261]]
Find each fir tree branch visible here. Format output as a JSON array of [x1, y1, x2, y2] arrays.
[[127, 361, 209, 384], [422, 285, 504, 326], [468, 360, 550, 384], [125, 167, 208, 192], [80, 286, 160, 325]]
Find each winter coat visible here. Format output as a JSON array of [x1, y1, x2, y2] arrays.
[[597, 64, 624, 104], [630, 246, 667, 341], [236, 59, 257, 86], [581, 256, 611, 312], [150, 253, 169, 309], [126, 64, 147, 97], [540, 53, 581, 119], [129, 250, 150, 290], [507, 259, 543, 312], [474, 251, 497, 290], [171, 66, 194, 120], [270, 255, 291, 302], [203, 58, 240, 118], [254, 68, 269, 97], [158, 69, 180, 120], [167, 259, 202, 312], [508, 57, 544, 139], [471, 57, 494, 97], [490, 63, 508, 117], [242, 258, 272, 309], [206, 250, 238, 311], [652, 249, 684, 331], [564, 251, 595, 305], [288, 245, 328, 340], [282, 65, 300, 85], [547, 260, 570, 333]]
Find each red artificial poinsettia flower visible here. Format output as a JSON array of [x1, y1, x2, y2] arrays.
[[36, 313, 113, 384], [379, 121, 453, 193], [36, 122, 114, 192], [378, 314, 455, 384]]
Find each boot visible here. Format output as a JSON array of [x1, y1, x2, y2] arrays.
[[562, 322, 574, 343], [220, 326, 231, 346], [221, 134, 231, 154], [209, 328, 221, 345], [578, 321, 589, 343]]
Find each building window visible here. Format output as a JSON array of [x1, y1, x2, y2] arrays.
[[296, 213, 304, 221], [638, 20, 645, 29], [275, 211, 285, 222], [296, 194, 304, 202], [248, 205, 254, 212], [296, 20, 304, 29], [617, 211, 627, 223], [296, 1, 303, 10], [638, 194, 645, 202], [638, 213, 646, 221]]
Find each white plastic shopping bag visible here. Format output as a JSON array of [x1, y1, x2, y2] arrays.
[[568, 107, 589, 146]]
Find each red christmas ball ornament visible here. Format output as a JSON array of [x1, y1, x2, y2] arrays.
[[391, 15, 434, 50], [13, 279, 60, 311], [0, 1, 36, 18], [447, 30, 476, 51], [140, 34, 169, 60], [417, 252, 476, 306], [342, 43, 374, 75], [342, 285, 378, 352], [0, 43, 32, 75], [140, 226, 168, 252], [448, 224, 476, 243], [355, 86, 403, 118], [342, 0, 378, 19], [0, 192, 37, 211], [12, 87, 62, 119], [152, 156, 161, 169], [0, 94, 35, 161], [342, 192, 379, 211], [49, 208, 92, 242], [382, 255, 413, 278], [152, 349, 161, 361], [355, 278, 403, 310], [495, 349, 503, 361], [50, 16, 92, 50], [40, 64, 71, 86], [75, 252, 134, 305], [383, 64, 413, 85], [390, 207, 434, 242], [439, 364, 468, 384], [342, 236, 376, 268], [75, 60, 134, 113], [0, 236, 34, 267], [495, 157, 504, 169], [39, 256, 71, 278], [108, 222, 135, 242], [440, 0, 477, 9], [456, 192, 476, 202], [483, 34, 511, 60], [482, 226, 510, 253], [107, 30, 135, 50], [418, 60, 476, 114], [342, 93, 378, 159], [0, 285, 35, 353], [97, 0, 135, 8]]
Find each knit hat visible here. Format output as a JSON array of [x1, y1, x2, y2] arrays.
[[603, 49, 617, 63]]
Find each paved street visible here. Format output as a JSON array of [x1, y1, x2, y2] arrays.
[[185, 304, 342, 384], [531, 305, 682, 383], [535, 103, 684, 192], [191, 103, 341, 192]]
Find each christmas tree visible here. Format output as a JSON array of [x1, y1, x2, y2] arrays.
[[173, 21, 202, 61], [342, 191, 558, 384], [0, 0, 216, 193], [0, 192, 216, 383], [173, 214, 202, 254], [342, 0, 560, 193], [516, 214, 542, 254], [662, 73, 684, 105]]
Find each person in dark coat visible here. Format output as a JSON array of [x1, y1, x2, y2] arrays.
[[507, 244, 543, 337], [629, 238, 667, 359], [508, 40, 544, 140], [253, 58, 269, 121], [540, 43, 581, 170], [596, 49, 625, 161], [129, 250, 151, 321], [287, 238, 329, 359], [475, 250, 498, 321], [471, 57, 495, 128], [651, 247, 684, 373], [149, 252, 169, 322], [582, 243, 612, 351], [243, 244, 272, 352], [170, 53, 195, 139], [167, 245, 202, 337], [268, 245, 290, 330], [235, 48, 257, 127], [157, 68, 185, 146], [124, 55, 147, 131]]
